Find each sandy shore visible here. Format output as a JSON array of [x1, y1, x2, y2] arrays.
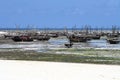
[[0, 60, 120, 80]]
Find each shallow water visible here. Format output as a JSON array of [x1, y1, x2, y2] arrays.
[[88, 39, 120, 49], [0, 37, 120, 52]]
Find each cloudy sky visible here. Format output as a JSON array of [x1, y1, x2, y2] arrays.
[[0, 0, 120, 28]]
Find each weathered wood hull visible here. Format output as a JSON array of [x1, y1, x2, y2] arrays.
[[12, 36, 33, 42], [64, 43, 73, 48], [108, 40, 120, 44], [69, 37, 87, 42]]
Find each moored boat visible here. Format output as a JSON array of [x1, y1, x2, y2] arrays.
[[36, 35, 50, 41], [68, 35, 87, 42], [107, 39, 120, 44], [12, 36, 33, 42], [107, 37, 120, 44]]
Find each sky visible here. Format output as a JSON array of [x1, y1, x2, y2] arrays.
[[0, 0, 120, 28]]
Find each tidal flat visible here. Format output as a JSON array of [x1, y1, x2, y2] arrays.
[[1, 33, 120, 65], [0, 48, 120, 65]]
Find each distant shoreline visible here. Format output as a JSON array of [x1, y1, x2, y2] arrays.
[[0, 28, 119, 30]]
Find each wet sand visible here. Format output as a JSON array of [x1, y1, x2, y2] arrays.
[[1, 37, 120, 52], [1, 31, 120, 65], [1, 30, 120, 51]]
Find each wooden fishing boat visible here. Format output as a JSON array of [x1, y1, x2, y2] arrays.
[[107, 39, 120, 44], [92, 35, 101, 39], [12, 36, 33, 42], [36, 35, 50, 41], [64, 41, 73, 48], [68, 35, 87, 42], [48, 33, 59, 38], [107, 37, 120, 44], [4, 35, 13, 39]]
